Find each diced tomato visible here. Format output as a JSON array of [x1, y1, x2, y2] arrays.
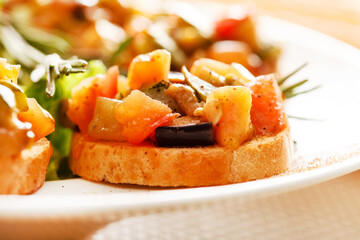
[[215, 18, 244, 40], [67, 66, 119, 133], [114, 90, 178, 144], [248, 74, 287, 135], [128, 49, 171, 90], [214, 13, 259, 51], [67, 76, 100, 133], [18, 98, 55, 141], [97, 65, 119, 98]]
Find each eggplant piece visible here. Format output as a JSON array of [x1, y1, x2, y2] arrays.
[[155, 122, 214, 147]]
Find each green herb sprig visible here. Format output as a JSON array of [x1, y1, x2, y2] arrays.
[[277, 62, 320, 98], [0, 17, 88, 97], [31, 54, 87, 97]]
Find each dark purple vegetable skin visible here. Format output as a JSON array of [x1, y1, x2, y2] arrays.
[[155, 122, 215, 147]]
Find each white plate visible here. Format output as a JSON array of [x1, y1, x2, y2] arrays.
[[1, 15, 360, 239]]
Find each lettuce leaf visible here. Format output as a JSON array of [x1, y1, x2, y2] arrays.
[[25, 60, 107, 180]]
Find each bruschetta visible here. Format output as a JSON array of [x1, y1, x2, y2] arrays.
[[0, 59, 54, 194], [67, 49, 292, 187]]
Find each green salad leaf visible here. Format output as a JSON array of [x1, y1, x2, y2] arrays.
[[25, 60, 107, 180]]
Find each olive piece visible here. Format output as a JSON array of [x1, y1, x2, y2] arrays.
[[155, 122, 214, 147]]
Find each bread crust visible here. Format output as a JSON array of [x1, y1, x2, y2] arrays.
[[0, 138, 52, 194], [69, 127, 291, 187]]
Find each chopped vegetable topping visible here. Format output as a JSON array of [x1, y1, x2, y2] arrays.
[[18, 98, 55, 141], [248, 74, 287, 135], [165, 83, 201, 116], [205, 86, 253, 148], [128, 49, 171, 89], [0, 58, 20, 83], [88, 97, 124, 142], [155, 122, 214, 147], [182, 66, 217, 101], [0, 80, 28, 112], [67, 66, 119, 133], [114, 90, 179, 144]]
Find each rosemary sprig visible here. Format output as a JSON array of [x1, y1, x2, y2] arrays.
[[288, 114, 324, 121], [284, 85, 321, 99], [278, 62, 320, 99], [278, 62, 308, 86], [0, 22, 87, 97], [280, 79, 308, 93], [31, 54, 87, 97]]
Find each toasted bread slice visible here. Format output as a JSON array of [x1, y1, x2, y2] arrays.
[[0, 138, 52, 194], [69, 127, 291, 187]]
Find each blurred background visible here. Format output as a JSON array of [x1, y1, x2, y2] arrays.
[[211, 0, 360, 48]]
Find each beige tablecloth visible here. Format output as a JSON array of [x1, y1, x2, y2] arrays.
[[90, 171, 360, 239]]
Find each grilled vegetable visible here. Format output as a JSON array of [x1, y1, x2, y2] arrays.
[[0, 80, 28, 112], [189, 65, 225, 87], [165, 83, 201, 116], [205, 86, 253, 148], [114, 90, 179, 144], [18, 98, 55, 141], [88, 97, 124, 142], [190, 58, 252, 84], [128, 49, 171, 89], [142, 80, 183, 114], [0, 85, 33, 157], [0, 59, 20, 83], [67, 66, 119, 133], [155, 122, 214, 147], [182, 66, 217, 101]]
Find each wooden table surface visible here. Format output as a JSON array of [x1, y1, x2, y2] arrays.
[[210, 0, 360, 48]]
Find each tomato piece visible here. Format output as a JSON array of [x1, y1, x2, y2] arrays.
[[97, 65, 119, 98], [147, 113, 179, 138], [67, 76, 100, 133], [67, 66, 119, 133], [114, 90, 178, 144], [18, 98, 55, 141], [248, 74, 287, 135], [205, 86, 252, 148], [214, 14, 259, 51], [128, 49, 171, 90]]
